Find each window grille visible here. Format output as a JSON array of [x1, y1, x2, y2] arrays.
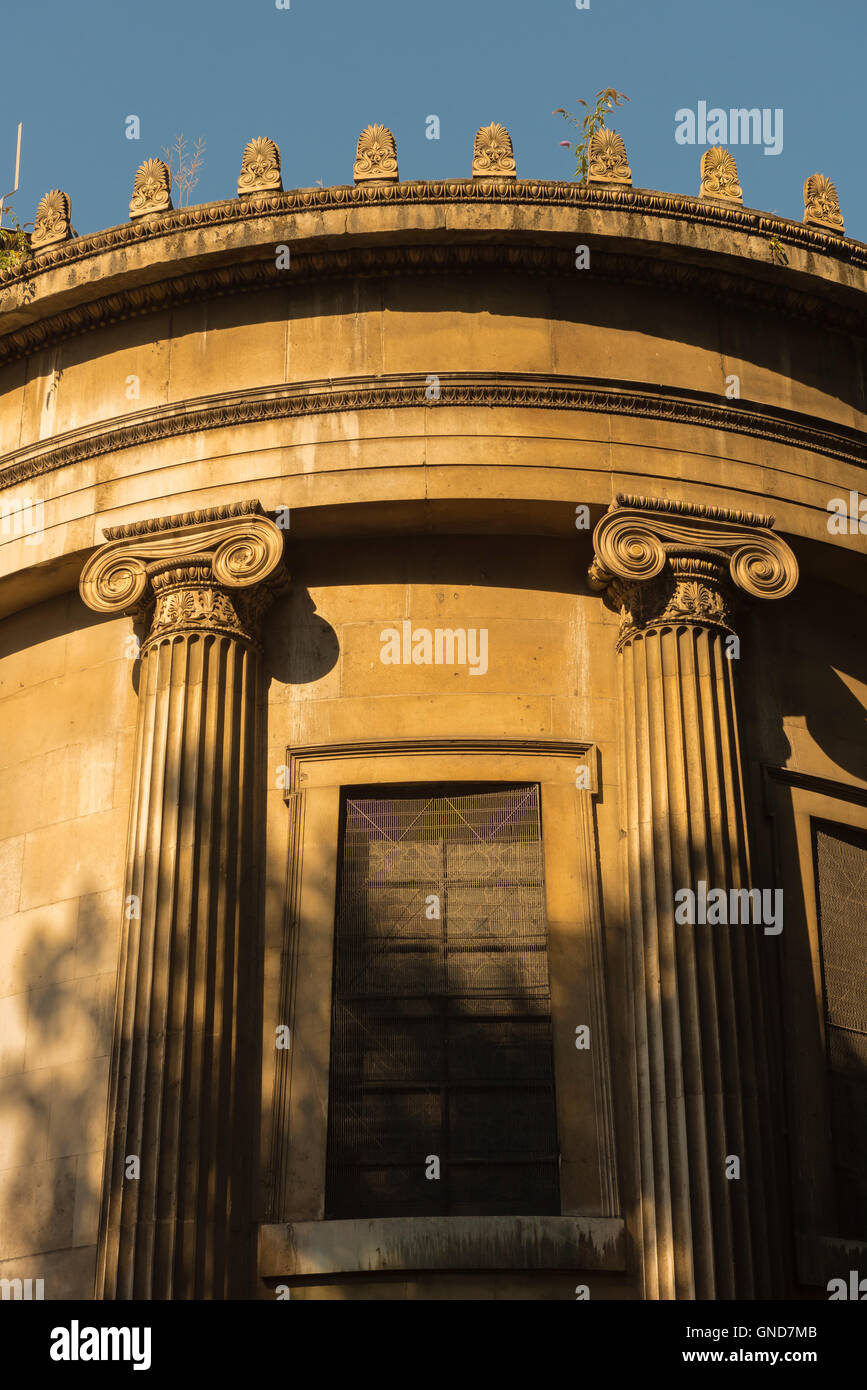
[[813, 820, 867, 1236], [325, 783, 560, 1218]]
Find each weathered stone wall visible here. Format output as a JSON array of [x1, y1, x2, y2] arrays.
[[0, 604, 136, 1297], [0, 174, 863, 1298]]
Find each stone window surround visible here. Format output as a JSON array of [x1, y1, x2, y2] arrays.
[[262, 738, 624, 1280], [762, 766, 867, 1286]]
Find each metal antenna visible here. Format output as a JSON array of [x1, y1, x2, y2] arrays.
[[0, 123, 23, 229]]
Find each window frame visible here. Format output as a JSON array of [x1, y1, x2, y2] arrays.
[[762, 765, 867, 1283], [267, 738, 620, 1235]]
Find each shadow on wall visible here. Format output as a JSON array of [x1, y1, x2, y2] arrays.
[[275, 273, 867, 417], [764, 584, 867, 783], [0, 873, 115, 1299], [258, 828, 336, 1299], [265, 585, 339, 686], [261, 534, 590, 696]]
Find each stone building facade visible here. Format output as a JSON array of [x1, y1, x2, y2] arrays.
[[0, 129, 864, 1300]]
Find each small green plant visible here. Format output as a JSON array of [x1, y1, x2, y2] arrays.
[[0, 208, 31, 275], [767, 234, 788, 266], [554, 88, 630, 182]]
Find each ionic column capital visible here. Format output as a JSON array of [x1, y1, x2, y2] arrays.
[[79, 501, 288, 650], [588, 494, 798, 643]]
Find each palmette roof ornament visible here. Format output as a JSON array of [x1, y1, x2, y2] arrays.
[[238, 137, 283, 196], [587, 129, 631, 186], [472, 123, 517, 179], [803, 174, 844, 234], [699, 147, 743, 203], [353, 125, 399, 183], [129, 158, 173, 218], [31, 190, 73, 249]]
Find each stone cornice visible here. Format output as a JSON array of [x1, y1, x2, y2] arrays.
[[2, 373, 864, 492], [0, 198, 861, 369], [1, 243, 867, 375], [1, 180, 864, 292]]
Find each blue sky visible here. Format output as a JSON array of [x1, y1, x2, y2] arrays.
[[1, 0, 864, 239]]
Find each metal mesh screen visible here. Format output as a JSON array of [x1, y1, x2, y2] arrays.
[[325, 783, 560, 1218], [814, 820, 867, 1235]]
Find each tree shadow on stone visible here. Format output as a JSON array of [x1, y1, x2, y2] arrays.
[[0, 873, 115, 1299]]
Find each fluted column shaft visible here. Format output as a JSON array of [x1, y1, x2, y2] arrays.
[[80, 504, 287, 1299], [591, 497, 798, 1300]]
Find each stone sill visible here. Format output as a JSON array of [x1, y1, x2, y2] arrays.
[[259, 1215, 625, 1278]]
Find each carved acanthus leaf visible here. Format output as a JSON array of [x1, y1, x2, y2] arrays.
[[608, 556, 735, 644]]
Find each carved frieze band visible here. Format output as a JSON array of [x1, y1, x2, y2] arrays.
[[3, 373, 863, 492], [78, 500, 288, 650], [589, 494, 799, 643]]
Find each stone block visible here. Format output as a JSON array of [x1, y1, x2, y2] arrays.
[[0, 1155, 77, 1260]]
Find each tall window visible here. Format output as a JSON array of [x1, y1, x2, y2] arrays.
[[325, 783, 560, 1218], [813, 819, 867, 1236]]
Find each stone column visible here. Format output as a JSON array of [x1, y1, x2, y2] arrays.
[[79, 502, 287, 1300], [589, 495, 798, 1300]]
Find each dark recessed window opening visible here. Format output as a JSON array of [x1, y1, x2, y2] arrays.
[[325, 782, 560, 1218], [813, 819, 867, 1237]]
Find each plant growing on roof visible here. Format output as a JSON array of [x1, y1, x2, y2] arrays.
[[553, 89, 630, 183], [161, 133, 206, 207], [0, 208, 31, 275]]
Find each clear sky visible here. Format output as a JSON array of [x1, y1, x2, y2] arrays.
[[1, 0, 864, 239]]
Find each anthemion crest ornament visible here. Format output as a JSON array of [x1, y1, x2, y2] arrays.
[[472, 123, 517, 179], [803, 173, 844, 233], [237, 137, 282, 196], [353, 124, 399, 183], [31, 189, 73, 249], [129, 157, 173, 218], [699, 146, 743, 203], [587, 128, 631, 185]]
